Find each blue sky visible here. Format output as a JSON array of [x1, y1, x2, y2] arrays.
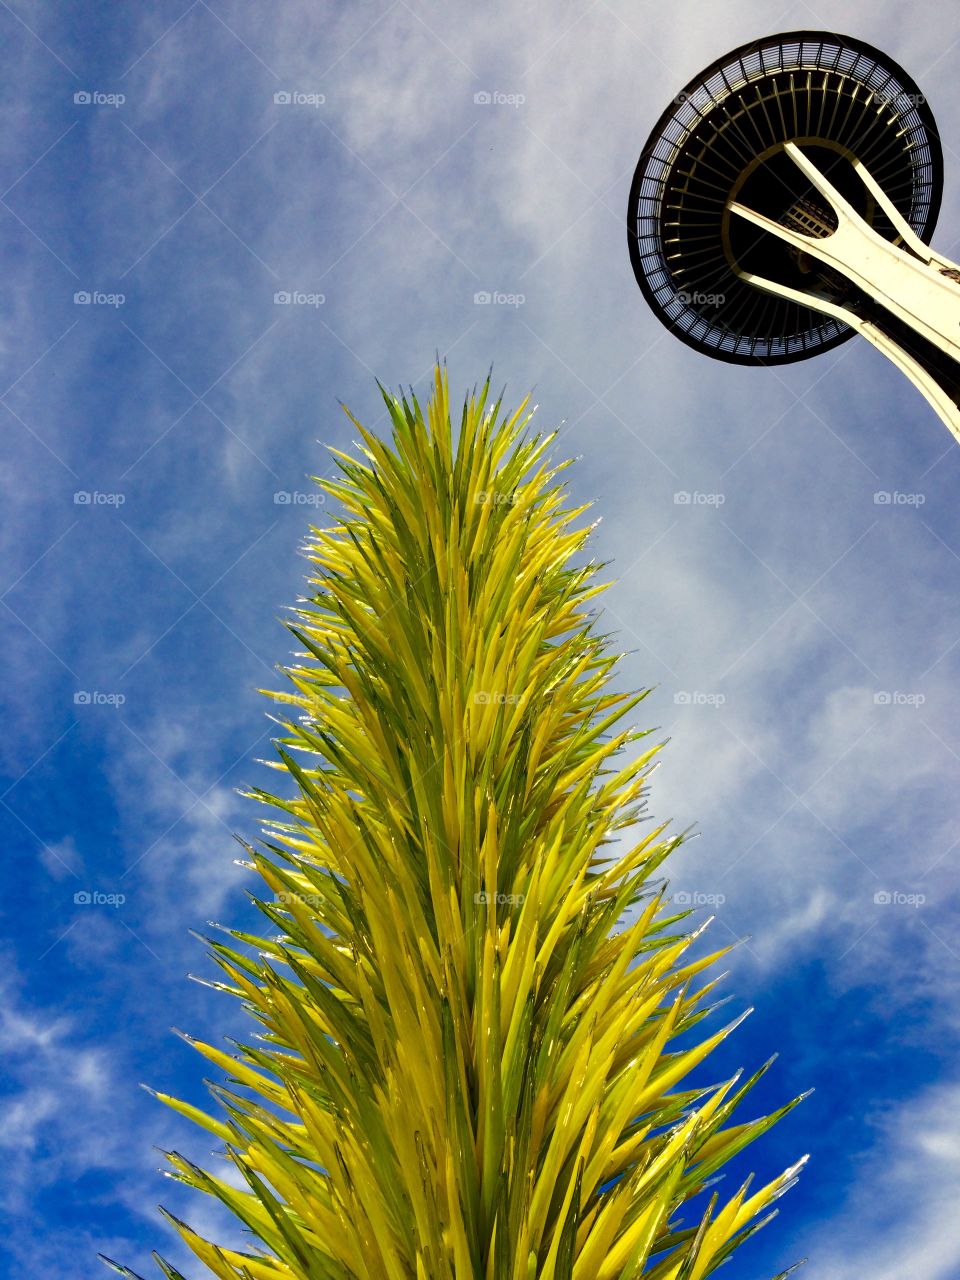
[[1, 1, 959, 1276]]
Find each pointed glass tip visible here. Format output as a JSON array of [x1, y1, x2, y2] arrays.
[[724, 1006, 754, 1036]]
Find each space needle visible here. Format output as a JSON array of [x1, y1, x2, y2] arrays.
[[628, 31, 960, 440]]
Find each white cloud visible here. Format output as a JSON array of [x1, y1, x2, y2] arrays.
[[0, 1090, 60, 1152], [38, 833, 83, 880], [810, 1080, 960, 1280], [0, 970, 119, 1207]]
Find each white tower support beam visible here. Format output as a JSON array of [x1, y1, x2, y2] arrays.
[[729, 142, 960, 442]]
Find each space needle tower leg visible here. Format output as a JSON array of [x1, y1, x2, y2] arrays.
[[729, 142, 960, 442]]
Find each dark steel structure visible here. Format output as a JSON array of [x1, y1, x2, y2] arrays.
[[627, 31, 954, 405]]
